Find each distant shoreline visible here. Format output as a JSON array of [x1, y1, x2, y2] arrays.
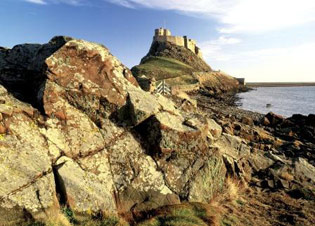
[[246, 82, 315, 87]]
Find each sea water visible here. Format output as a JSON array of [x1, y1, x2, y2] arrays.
[[236, 86, 315, 117]]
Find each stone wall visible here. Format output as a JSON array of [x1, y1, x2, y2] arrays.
[[184, 36, 197, 53], [153, 28, 203, 58], [154, 36, 185, 47], [155, 28, 171, 37]]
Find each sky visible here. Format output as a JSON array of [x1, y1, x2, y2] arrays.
[[1, 0, 315, 82]]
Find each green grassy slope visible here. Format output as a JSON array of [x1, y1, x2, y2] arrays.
[[131, 56, 195, 81]]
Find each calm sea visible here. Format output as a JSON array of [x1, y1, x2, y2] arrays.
[[236, 86, 315, 117]]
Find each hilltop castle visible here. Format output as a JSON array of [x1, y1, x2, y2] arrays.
[[153, 28, 203, 58]]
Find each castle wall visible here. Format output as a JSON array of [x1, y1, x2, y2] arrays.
[[164, 29, 171, 36], [153, 28, 203, 58], [186, 41, 196, 53], [155, 28, 171, 37], [184, 37, 196, 53], [154, 36, 185, 47]]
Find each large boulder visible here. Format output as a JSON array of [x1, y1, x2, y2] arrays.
[[136, 112, 225, 200], [0, 86, 59, 224], [0, 36, 72, 108], [263, 112, 285, 127], [0, 37, 229, 224], [54, 156, 116, 218], [44, 39, 138, 111], [215, 133, 276, 182], [106, 132, 179, 213]]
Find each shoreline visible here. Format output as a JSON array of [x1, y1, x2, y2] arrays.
[[191, 88, 315, 162], [193, 89, 265, 123], [194, 87, 313, 122], [246, 82, 315, 87], [237, 85, 315, 118]]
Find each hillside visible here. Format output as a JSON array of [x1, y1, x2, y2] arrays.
[[131, 40, 240, 93], [131, 56, 195, 81], [131, 41, 212, 80], [140, 41, 212, 72]]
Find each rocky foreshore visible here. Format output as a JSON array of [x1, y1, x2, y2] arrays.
[[0, 37, 314, 226], [193, 89, 315, 186]]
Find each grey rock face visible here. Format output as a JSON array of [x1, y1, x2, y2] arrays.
[[0, 37, 228, 224]]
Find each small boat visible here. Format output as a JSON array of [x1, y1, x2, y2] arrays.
[[266, 104, 272, 108]]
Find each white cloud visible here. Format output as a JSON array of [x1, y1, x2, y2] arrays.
[[108, 0, 134, 8], [24, 0, 83, 5], [108, 0, 315, 33], [24, 0, 315, 33], [199, 36, 241, 61], [219, 0, 315, 33], [203, 42, 315, 82], [205, 36, 241, 45], [25, 0, 47, 4]]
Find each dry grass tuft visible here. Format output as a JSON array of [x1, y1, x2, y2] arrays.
[[211, 177, 246, 205], [45, 210, 71, 226], [225, 177, 240, 201], [208, 177, 249, 226]]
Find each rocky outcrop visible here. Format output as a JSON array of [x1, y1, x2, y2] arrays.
[[0, 86, 59, 225], [136, 111, 225, 201], [131, 41, 240, 95], [196, 91, 315, 200], [0, 36, 73, 109], [0, 37, 227, 224], [140, 41, 211, 72], [193, 71, 240, 94], [1, 36, 313, 225]]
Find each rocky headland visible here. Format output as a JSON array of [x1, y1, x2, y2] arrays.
[[131, 39, 240, 95], [0, 37, 314, 226]]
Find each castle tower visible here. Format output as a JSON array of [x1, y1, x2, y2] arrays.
[[154, 27, 171, 37], [153, 28, 203, 59]]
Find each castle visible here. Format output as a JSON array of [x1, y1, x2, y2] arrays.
[[153, 28, 203, 58]]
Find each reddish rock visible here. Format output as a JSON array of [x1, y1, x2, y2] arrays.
[[0, 123, 6, 134], [262, 116, 271, 126], [242, 116, 254, 126], [44, 39, 138, 111], [264, 112, 285, 126]]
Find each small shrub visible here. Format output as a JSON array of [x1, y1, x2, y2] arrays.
[[101, 216, 120, 226], [62, 207, 76, 224]]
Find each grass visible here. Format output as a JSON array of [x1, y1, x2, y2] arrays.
[[132, 56, 194, 81], [136, 177, 247, 226], [208, 177, 249, 226], [11, 178, 260, 226], [164, 74, 198, 86], [136, 203, 218, 226], [61, 207, 76, 224], [20, 208, 129, 226]]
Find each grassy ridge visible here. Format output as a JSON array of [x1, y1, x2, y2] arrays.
[[131, 56, 194, 81]]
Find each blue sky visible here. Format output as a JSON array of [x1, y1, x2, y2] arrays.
[[1, 0, 315, 82]]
